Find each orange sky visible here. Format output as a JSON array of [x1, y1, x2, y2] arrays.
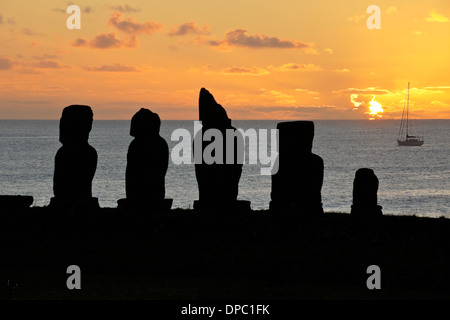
[[1, 0, 449, 120]]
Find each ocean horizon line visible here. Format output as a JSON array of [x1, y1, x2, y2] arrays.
[[1, 118, 449, 121]]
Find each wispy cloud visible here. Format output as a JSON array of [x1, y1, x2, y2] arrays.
[[431, 100, 448, 107], [295, 89, 319, 95], [260, 89, 296, 105], [53, 5, 92, 14], [73, 33, 138, 49], [252, 105, 350, 119], [25, 59, 72, 69], [32, 54, 58, 60], [110, 5, 141, 13], [270, 63, 321, 72], [82, 63, 140, 72], [220, 66, 270, 76], [386, 6, 398, 14], [209, 29, 315, 52], [424, 86, 450, 90], [108, 12, 163, 35], [426, 10, 449, 22], [347, 14, 366, 23], [333, 68, 350, 73], [334, 87, 392, 95], [21, 28, 39, 36], [72, 12, 163, 49], [0, 57, 15, 70], [0, 14, 16, 25], [255, 105, 336, 113], [0, 56, 72, 71], [168, 22, 210, 36], [196, 63, 321, 76]]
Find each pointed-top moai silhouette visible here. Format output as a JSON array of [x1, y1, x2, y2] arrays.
[[118, 108, 172, 213], [351, 168, 383, 216], [270, 121, 324, 215], [193, 88, 250, 213], [49, 105, 99, 211]]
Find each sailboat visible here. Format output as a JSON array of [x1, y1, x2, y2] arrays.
[[397, 82, 424, 146]]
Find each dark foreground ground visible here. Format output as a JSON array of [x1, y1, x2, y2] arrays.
[[1, 207, 450, 300]]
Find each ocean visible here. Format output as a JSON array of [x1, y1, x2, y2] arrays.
[[0, 120, 448, 218]]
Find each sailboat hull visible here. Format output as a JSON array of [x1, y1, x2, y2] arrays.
[[397, 139, 424, 146], [397, 83, 424, 146]]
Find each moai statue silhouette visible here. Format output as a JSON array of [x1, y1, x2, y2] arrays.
[[118, 108, 172, 213], [351, 168, 383, 216], [270, 121, 324, 215], [193, 88, 250, 213], [50, 105, 99, 211]]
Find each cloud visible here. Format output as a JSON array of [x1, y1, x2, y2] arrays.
[[168, 22, 210, 36], [26, 59, 72, 69], [0, 57, 15, 70], [220, 66, 270, 76], [209, 29, 314, 51], [412, 30, 423, 35], [32, 54, 58, 60], [255, 105, 336, 113], [82, 63, 140, 72], [108, 12, 163, 35], [333, 68, 350, 73], [186, 65, 212, 73], [73, 33, 138, 49], [386, 6, 398, 14], [334, 87, 392, 95], [324, 48, 333, 54], [72, 38, 88, 47], [431, 100, 448, 107], [111, 5, 141, 13], [251, 105, 352, 119], [426, 10, 449, 22], [194, 63, 321, 76], [408, 87, 445, 94], [53, 6, 92, 14], [17, 68, 42, 74], [73, 12, 163, 49], [21, 28, 39, 36], [295, 89, 319, 95], [0, 14, 15, 25], [270, 63, 322, 72], [260, 89, 296, 105], [1, 57, 71, 71], [349, 94, 383, 119], [347, 14, 366, 23], [424, 86, 450, 90]]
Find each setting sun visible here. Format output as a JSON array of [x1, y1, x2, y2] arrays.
[[368, 98, 383, 118]]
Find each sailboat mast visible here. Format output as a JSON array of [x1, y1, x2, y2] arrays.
[[406, 82, 410, 137]]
